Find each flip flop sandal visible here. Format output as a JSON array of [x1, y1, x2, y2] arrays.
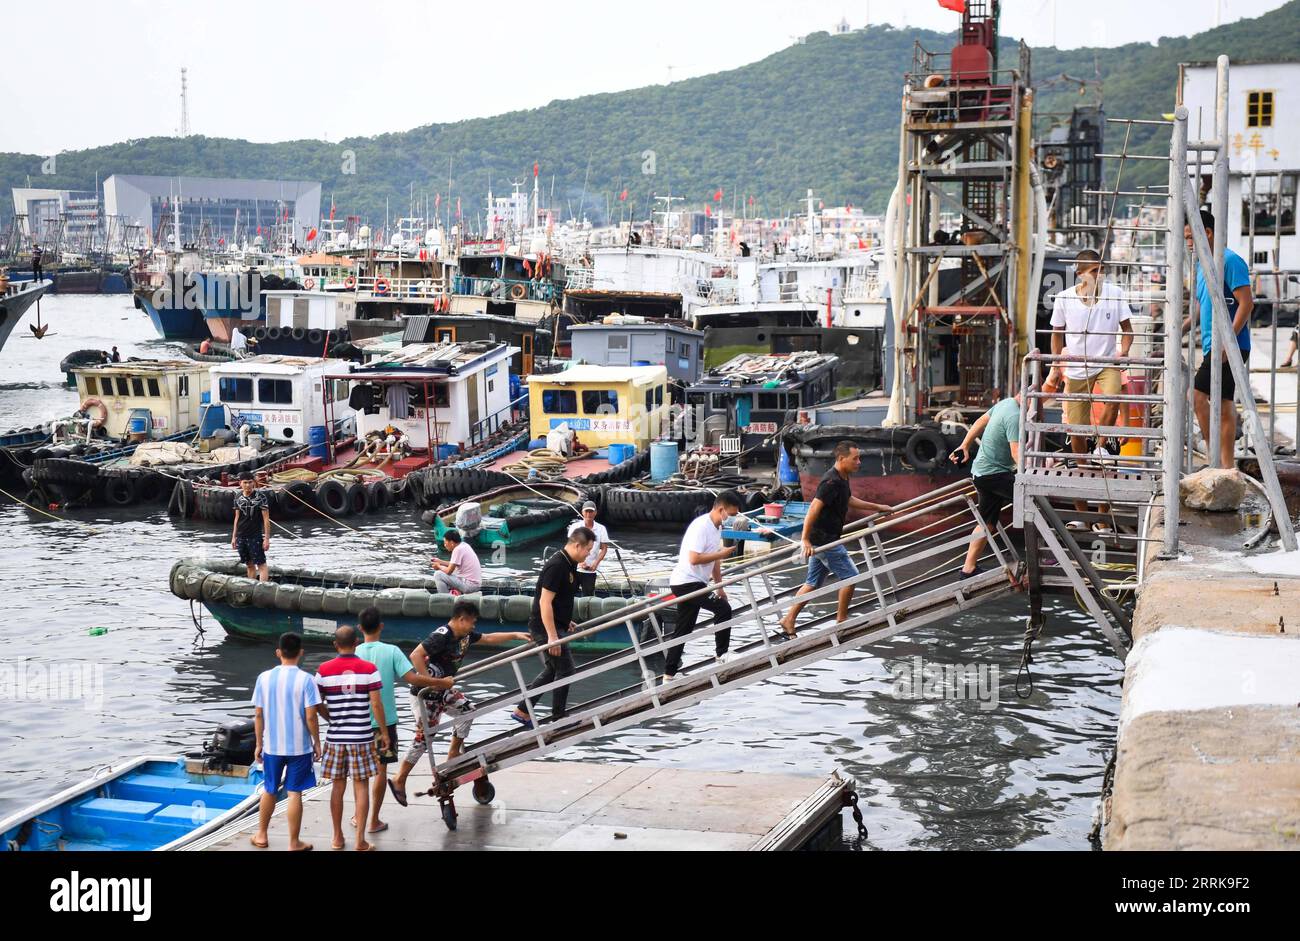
[[509, 712, 535, 731], [387, 779, 408, 808]]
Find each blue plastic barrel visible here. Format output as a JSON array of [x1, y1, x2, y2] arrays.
[[437, 443, 459, 460], [308, 425, 328, 460], [608, 442, 635, 466], [128, 416, 148, 435], [200, 391, 211, 404], [200, 404, 227, 437], [649, 440, 679, 482], [777, 443, 800, 485]]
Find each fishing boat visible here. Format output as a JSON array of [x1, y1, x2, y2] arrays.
[[0, 754, 264, 852], [427, 481, 588, 550], [0, 276, 52, 356], [169, 559, 659, 650]]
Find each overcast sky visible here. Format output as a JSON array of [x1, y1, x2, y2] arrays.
[[2, 0, 1287, 155]]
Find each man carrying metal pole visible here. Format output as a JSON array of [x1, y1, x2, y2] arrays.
[[1181, 209, 1254, 469]]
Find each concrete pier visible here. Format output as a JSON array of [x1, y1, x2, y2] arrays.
[[1105, 509, 1300, 850], [189, 760, 852, 852]]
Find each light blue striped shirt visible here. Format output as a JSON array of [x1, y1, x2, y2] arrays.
[[251, 664, 321, 757]]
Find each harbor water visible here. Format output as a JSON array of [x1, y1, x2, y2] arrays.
[[0, 296, 1123, 849]]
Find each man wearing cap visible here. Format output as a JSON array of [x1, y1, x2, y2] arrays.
[[231, 472, 271, 582], [567, 501, 608, 596]]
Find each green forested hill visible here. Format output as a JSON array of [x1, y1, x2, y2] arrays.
[[3, 1, 1298, 228]]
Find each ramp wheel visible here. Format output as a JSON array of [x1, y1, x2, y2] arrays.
[[440, 797, 458, 831], [472, 778, 496, 805]]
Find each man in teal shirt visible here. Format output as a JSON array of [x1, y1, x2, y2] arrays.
[[950, 392, 1021, 577], [355, 606, 443, 835], [1182, 209, 1255, 468]]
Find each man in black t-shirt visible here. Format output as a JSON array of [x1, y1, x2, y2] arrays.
[[778, 442, 891, 639], [387, 601, 527, 804], [231, 473, 271, 581], [510, 527, 596, 727]]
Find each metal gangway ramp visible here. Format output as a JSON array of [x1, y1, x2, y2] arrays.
[[416, 481, 1021, 821]]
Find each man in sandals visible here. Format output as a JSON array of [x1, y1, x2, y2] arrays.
[[1049, 249, 1133, 533], [387, 601, 528, 807], [951, 393, 1021, 579], [250, 632, 320, 851], [315, 625, 389, 851]]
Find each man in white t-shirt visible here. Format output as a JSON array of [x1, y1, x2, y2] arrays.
[[1049, 249, 1133, 524], [567, 501, 608, 596], [663, 490, 742, 680]]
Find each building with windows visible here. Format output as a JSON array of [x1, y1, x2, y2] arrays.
[[102, 174, 321, 249], [1181, 61, 1298, 277], [9, 188, 102, 250]]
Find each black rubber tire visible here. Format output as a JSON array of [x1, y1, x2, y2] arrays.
[[307, 329, 323, 346], [176, 478, 194, 517], [367, 480, 390, 512], [103, 475, 137, 507], [278, 481, 314, 517], [441, 800, 457, 831], [904, 428, 949, 474], [291, 327, 306, 341], [135, 472, 168, 504], [472, 779, 495, 805], [253, 326, 267, 340], [346, 481, 368, 515], [384, 478, 407, 503], [266, 326, 282, 341], [315, 479, 349, 517]]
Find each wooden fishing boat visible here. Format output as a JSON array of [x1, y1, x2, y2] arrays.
[[429, 481, 588, 550], [169, 559, 662, 651]]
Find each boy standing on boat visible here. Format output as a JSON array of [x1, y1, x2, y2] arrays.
[[232, 473, 272, 582], [431, 530, 482, 594], [355, 606, 452, 834], [315, 625, 389, 852], [663, 490, 742, 680], [250, 631, 321, 852], [509, 527, 597, 727], [387, 600, 529, 807], [778, 443, 891, 639], [568, 501, 609, 596]]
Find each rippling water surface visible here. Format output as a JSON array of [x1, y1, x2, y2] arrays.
[[0, 296, 1122, 849]]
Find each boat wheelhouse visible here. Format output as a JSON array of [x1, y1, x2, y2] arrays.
[[255, 289, 358, 356], [568, 319, 704, 387], [208, 355, 355, 446], [685, 352, 839, 461], [451, 240, 565, 323], [527, 363, 669, 451], [72, 360, 211, 439], [332, 340, 519, 460]]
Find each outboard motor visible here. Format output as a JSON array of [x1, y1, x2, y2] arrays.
[[191, 719, 257, 771]]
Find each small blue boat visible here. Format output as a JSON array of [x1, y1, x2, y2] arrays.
[[722, 501, 811, 545], [1, 756, 265, 851]]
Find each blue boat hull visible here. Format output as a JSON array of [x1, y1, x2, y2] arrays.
[[1, 757, 264, 851], [134, 290, 209, 341]]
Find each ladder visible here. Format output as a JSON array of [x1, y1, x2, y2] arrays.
[[420, 481, 1021, 802]]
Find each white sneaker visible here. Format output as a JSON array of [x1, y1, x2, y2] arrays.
[[714, 653, 730, 665]]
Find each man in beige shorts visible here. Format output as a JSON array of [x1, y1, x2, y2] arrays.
[[1049, 249, 1133, 529]]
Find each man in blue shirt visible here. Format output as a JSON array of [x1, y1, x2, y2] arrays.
[[1183, 210, 1255, 468], [951, 392, 1021, 577], [250, 632, 321, 851]]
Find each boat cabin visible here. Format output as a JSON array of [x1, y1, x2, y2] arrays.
[[451, 242, 564, 323], [400, 313, 551, 375], [685, 351, 839, 461], [335, 341, 517, 453], [568, 318, 704, 386], [528, 363, 669, 450], [72, 360, 210, 439], [209, 356, 355, 445], [296, 252, 357, 292]]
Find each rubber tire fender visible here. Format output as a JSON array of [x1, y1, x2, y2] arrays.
[[904, 428, 949, 474], [103, 474, 137, 507], [315, 478, 350, 517]]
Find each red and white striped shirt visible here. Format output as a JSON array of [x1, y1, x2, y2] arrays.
[[315, 654, 381, 744]]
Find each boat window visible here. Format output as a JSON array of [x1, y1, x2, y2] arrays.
[[542, 389, 577, 414], [333, 379, 350, 402], [608, 334, 628, 349], [84, 377, 97, 395], [178, 376, 190, 397], [219, 376, 254, 403], [258, 378, 293, 404], [432, 383, 450, 408], [131, 377, 146, 397], [582, 389, 618, 414], [773, 333, 820, 354], [113, 378, 128, 396], [665, 335, 675, 352], [645, 387, 653, 411], [758, 392, 798, 410], [147, 378, 161, 397], [680, 342, 691, 360], [655, 385, 664, 407]]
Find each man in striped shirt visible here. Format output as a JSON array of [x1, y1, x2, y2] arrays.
[[251, 632, 321, 851], [316, 625, 390, 852]]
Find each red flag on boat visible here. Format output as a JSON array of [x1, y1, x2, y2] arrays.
[[256, 226, 262, 235], [218, 238, 225, 245], [937, 0, 965, 11], [619, 189, 628, 201], [435, 192, 441, 209], [329, 202, 336, 220], [705, 204, 712, 217], [714, 188, 723, 202], [307, 228, 317, 242], [533, 162, 539, 177]]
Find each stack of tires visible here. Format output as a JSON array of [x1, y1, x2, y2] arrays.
[[576, 449, 650, 487]]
